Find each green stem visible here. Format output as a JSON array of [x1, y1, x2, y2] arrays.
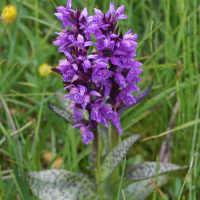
[[93, 129, 101, 182], [93, 129, 105, 200], [111, 124, 120, 185], [109, 124, 121, 200]]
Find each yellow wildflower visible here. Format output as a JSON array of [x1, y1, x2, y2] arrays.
[[38, 63, 52, 77], [1, 5, 17, 24]]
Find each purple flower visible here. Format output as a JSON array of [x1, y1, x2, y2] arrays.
[[106, 3, 127, 20], [50, 0, 149, 145], [72, 124, 94, 145], [68, 104, 83, 122], [101, 106, 116, 127], [76, 34, 93, 48], [111, 116, 122, 135], [114, 72, 126, 88], [91, 103, 102, 123]]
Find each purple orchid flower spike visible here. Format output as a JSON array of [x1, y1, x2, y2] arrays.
[[49, 0, 152, 145]]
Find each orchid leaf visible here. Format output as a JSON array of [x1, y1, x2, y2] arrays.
[[48, 101, 88, 126], [119, 81, 153, 111], [27, 169, 97, 200], [51, 68, 62, 75], [48, 101, 75, 125], [55, 90, 71, 111], [123, 175, 167, 200], [112, 162, 186, 192], [124, 162, 187, 180], [100, 134, 141, 181]]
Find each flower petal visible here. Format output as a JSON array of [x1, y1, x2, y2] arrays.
[[111, 116, 122, 135], [90, 90, 101, 97]]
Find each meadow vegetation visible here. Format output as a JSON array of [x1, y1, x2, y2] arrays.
[[0, 0, 199, 199]]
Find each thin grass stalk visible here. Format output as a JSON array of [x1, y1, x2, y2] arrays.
[[153, 155, 159, 200], [193, 0, 198, 74], [51, 128, 56, 169], [192, 6, 199, 198], [30, 91, 44, 170], [0, 166, 5, 198], [150, 21, 174, 113], [11, 171, 25, 200], [116, 156, 126, 200], [70, 128, 79, 172], [189, 81, 200, 199], [121, 189, 126, 200], [35, 0, 39, 39], [164, 0, 170, 68], [64, 130, 71, 169], [176, 60, 182, 132], [7, 0, 23, 67], [177, 155, 195, 200]]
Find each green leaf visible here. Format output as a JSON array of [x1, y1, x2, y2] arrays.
[[48, 101, 88, 126], [124, 162, 187, 180], [123, 175, 167, 200], [27, 169, 97, 200], [55, 90, 71, 111], [48, 101, 75, 125], [100, 134, 141, 181]]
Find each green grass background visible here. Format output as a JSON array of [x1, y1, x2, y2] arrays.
[[0, 0, 199, 199]]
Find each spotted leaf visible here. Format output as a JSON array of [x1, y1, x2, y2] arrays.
[[27, 169, 97, 200], [100, 134, 141, 181], [124, 162, 186, 180], [123, 175, 167, 200], [48, 101, 75, 125], [48, 101, 88, 126], [55, 90, 72, 111]]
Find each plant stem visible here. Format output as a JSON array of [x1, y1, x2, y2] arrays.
[[93, 128, 103, 199], [110, 124, 120, 185], [93, 129, 101, 184]]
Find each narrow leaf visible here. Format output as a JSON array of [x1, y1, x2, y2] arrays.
[[51, 68, 62, 75], [48, 101, 88, 126], [48, 101, 75, 125], [101, 134, 141, 181], [55, 90, 71, 111], [123, 175, 167, 200], [27, 169, 97, 200], [124, 162, 187, 180], [141, 118, 200, 141]]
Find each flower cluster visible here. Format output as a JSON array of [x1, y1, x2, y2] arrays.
[[53, 0, 143, 145]]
